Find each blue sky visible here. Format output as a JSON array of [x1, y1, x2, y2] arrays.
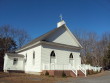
[[0, 0, 110, 39]]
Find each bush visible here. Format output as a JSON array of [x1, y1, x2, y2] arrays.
[[96, 70, 99, 73], [87, 69, 101, 75], [87, 70, 94, 75], [89, 70, 93, 75], [99, 69, 102, 73], [62, 71, 66, 77], [87, 70, 90, 75], [45, 71, 49, 76]]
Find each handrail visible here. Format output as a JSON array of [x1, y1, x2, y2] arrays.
[[71, 68, 77, 77], [69, 64, 77, 77], [79, 66, 86, 77]]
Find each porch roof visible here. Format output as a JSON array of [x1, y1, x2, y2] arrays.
[[6, 53, 24, 58]]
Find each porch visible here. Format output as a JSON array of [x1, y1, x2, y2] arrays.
[[42, 63, 86, 77]]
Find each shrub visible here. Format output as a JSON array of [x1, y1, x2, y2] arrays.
[[88, 70, 93, 75], [87, 70, 93, 75], [87, 70, 90, 75], [62, 71, 66, 77], [91, 71, 93, 74], [96, 70, 99, 73], [99, 69, 102, 73], [45, 71, 49, 76]]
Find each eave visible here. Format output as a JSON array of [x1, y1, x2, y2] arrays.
[[16, 41, 82, 53]]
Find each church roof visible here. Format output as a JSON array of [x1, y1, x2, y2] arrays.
[[16, 23, 82, 52], [18, 25, 60, 50], [6, 53, 24, 58]]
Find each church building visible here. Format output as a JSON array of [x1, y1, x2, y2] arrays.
[[3, 19, 101, 77]]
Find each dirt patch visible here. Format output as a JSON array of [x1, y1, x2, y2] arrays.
[[0, 72, 68, 83], [87, 71, 107, 77]]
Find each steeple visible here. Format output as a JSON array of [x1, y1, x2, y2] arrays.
[[57, 14, 66, 27]]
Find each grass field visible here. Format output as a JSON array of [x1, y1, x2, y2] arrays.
[[0, 72, 68, 83]]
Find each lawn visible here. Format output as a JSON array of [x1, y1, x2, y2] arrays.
[[0, 72, 67, 83]]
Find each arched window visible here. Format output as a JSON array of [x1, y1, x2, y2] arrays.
[[69, 53, 73, 59], [69, 53, 73, 65], [50, 51, 56, 63], [50, 51, 55, 57]]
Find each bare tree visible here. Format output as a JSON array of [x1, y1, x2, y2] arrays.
[[0, 24, 31, 71], [0, 25, 31, 48], [74, 29, 110, 68]]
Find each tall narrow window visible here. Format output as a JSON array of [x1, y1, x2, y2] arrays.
[[50, 51, 56, 63], [69, 53, 73, 65], [33, 51, 35, 59], [33, 51, 35, 65], [25, 53, 27, 62], [13, 58, 18, 65]]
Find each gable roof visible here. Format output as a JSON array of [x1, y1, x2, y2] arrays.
[[64, 25, 82, 48], [16, 24, 82, 52]]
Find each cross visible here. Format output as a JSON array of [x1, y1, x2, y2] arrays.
[[59, 14, 63, 20]]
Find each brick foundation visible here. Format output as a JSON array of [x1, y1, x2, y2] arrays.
[[77, 70, 85, 76], [43, 70, 79, 77], [42, 70, 85, 77]]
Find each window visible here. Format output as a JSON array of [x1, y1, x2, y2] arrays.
[[13, 58, 18, 65], [33, 51, 35, 65], [69, 53, 73, 65], [25, 53, 27, 62], [50, 51, 56, 63], [33, 51, 35, 59], [69, 53, 73, 59]]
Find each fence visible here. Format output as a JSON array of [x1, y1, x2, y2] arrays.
[[81, 64, 102, 72]]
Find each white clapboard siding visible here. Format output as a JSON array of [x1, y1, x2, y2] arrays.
[[4, 54, 24, 71], [41, 44, 81, 70], [46, 26, 79, 47], [18, 45, 42, 72]]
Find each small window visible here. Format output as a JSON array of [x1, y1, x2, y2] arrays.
[[13, 58, 18, 65]]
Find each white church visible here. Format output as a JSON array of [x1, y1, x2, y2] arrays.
[[3, 19, 101, 77]]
